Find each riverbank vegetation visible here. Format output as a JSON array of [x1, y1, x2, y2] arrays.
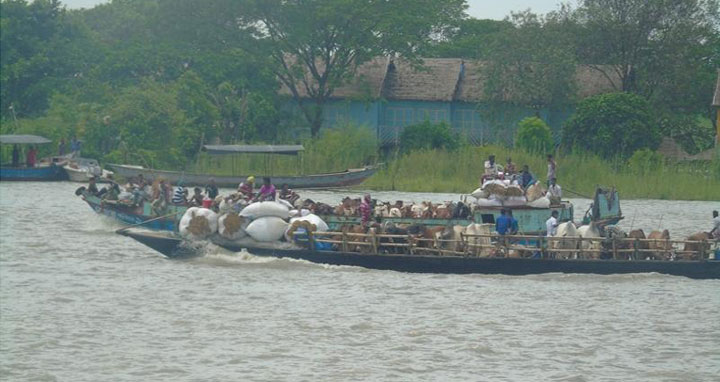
[[1, 0, 718, 200]]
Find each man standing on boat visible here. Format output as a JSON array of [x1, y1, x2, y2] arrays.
[[547, 154, 557, 184], [11, 144, 19, 167], [546, 211, 559, 236], [711, 210, 720, 240], [495, 209, 511, 235]]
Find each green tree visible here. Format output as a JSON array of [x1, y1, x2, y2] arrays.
[[244, 0, 466, 137], [399, 121, 459, 154], [515, 117, 553, 154], [562, 92, 660, 158], [421, 18, 512, 59]]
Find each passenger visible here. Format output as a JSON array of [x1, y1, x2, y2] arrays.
[[205, 178, 219, 200], [190, 187, 204, 206], [495, 208, 511, 235], [483, 154, 502, 182], [70, 137, 81, 157], [172, 185, 188, 205], [359, 194, 372, 228], [133, 174, 147, 189], [151, 179, 169, 215], [547, 178, 562, 205], [103, 182, 120, 201], [255, 177, 276, 202], [11, 144, 19, 167], [508, 210, 519, 235], [711, 210, 720, 240], [505, 157, 516, 175], [26, 145, 37, 167], [58, 138, 66, 156], [546, 210, 559, 237], [87, 176, 100, 196], [547, 154, 557, 184], [237, 176, 255, 201], [520, 165, 534, 189], [278, 183, 299, 205]]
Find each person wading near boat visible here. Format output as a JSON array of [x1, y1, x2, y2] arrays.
[[205, 178, 219, 200], [547, 178, 562, 205], [547, 154, 556, 184], [26, 145, 37, 167], [546, 211, 559, 237], [495, 209, 512, 235], [711, 210, 720, 240], [237, 176, 255, 201], [11, 144, 19, 167], [256, 177, 276, 202], [359, 194, 372, 229]]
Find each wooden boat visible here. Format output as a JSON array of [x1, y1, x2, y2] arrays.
[[64, 157, 113, 183], [79, 191, 185, 231], [116, 229, 720, 279], [0, 135, 68, 181], [109, 144, 377, 189]]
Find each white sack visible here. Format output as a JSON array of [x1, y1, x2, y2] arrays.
[[245, 216, 289, 242], [527, 195, 551, 209], [277, 199, 293, 209], [475, 198, 503, 208], [239, 201, 290, 219], [285, 214, 329, 241], [218, 212, 249, 240], [503, 196, 527, 207], [179, 207, 218, 240]]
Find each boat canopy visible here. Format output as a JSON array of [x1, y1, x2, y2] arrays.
[[203, 144, 304, 155], [0, 134, 52, 145]]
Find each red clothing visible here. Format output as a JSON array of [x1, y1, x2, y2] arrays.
[[26, 149, 37, 167], [238, 182, 254, 199], [359, 200, 371, 226]]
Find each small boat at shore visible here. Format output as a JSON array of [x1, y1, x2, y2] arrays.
[[0, 135, 68, 181], [64, 157, 114, 183], [117, 229, 720, 279]]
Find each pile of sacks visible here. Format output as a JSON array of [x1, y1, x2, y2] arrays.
[[178, 200, 329, 244], [470, 180, 550, 208]]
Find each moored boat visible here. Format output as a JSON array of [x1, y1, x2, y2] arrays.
[[1, 134, 68, 181], [64, 157, 114, 183]]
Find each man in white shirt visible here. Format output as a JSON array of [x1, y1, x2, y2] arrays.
[[546, 210, 559, 237], [547, 178, 562, 205], [711, 210, 720, 240]]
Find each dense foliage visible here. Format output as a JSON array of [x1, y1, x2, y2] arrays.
[[515, 117, 553, 154], [562, 93, 661, 159], [399, 121, 459, 153]]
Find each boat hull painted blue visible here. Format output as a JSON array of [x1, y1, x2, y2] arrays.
[[0, 165, 65, 181], [83, 194, 181, 231]]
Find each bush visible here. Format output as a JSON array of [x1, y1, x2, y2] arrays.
[[627, 148, 663, 175], [515, 116, 553, 154], [562, 92, 660, 158], [399, 121, 459, 153]]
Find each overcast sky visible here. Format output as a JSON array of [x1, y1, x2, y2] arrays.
[[61, 0, 565, 20]]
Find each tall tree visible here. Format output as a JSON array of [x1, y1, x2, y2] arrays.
[[244, 0, 466, 137]]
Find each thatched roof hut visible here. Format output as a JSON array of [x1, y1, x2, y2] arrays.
[[382, 58, 463, 101]]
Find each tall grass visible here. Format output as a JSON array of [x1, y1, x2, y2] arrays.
[[364, 145, 720, 201]]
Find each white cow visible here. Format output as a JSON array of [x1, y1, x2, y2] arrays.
[[577, 222, 602, 258], [551, 221, 579, 259], [464, 223, 494, 257]]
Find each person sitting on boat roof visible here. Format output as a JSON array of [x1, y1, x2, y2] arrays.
[[482, 154, 504, 184], [495, 209, 512, 235], [546, 178, 562, 205], [190, 187, 204, 206], [359, 194, 372, 228], [255, 177, 276, 202], [237, 176, 255, 201], [546, 211, 559, 237], [711, 210, 720, 240], [278, 183, 299, 206], [11, 144, 20, 167], [172, 184, 188, 205], [520, 165, 534, 189], [505, 157, 516, 175], [205, 178, 219, 200]]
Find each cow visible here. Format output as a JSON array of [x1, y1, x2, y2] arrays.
[[433, 202, 452, 219], [550, 222, 579, 259], [464, 223, 493, 257], [682, 232, 712, 260], [451, 201, 472, 219], [647, 229, 672, 260], [577, 222, 602, 258]]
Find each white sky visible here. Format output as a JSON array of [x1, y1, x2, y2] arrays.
[[61, 0, 565, 20]]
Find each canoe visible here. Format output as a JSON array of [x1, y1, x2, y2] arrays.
[[116, 230, 720, 279], [108, 163, 378, 189]]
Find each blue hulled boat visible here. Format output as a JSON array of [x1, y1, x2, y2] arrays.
[[0, 134, 67, 181]]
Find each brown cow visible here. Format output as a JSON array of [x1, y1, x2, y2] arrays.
[[682, 232, 711, 260], [647, 229, 671, 260]]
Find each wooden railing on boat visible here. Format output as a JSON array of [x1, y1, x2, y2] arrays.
[[292, 231, 717, 261]]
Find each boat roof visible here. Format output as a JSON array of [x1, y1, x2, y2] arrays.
[[0, 134, 52, 144], [203, 144, 304, 155]]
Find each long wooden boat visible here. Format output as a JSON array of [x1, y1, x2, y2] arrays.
[[116, 230, 720, 279], [1, 134, 69, 181], [108, 163, 378, 189]]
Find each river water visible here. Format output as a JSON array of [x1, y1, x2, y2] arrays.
[[1, 182, 718, 381]]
